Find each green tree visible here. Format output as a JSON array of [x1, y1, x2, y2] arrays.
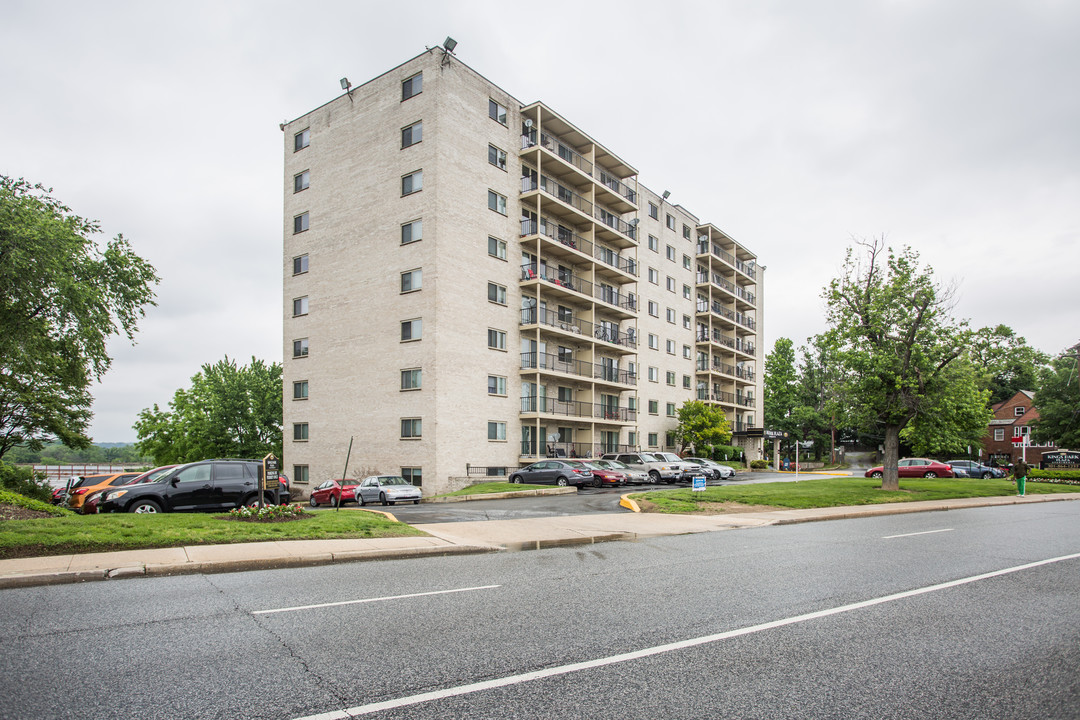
[[763, 337, 799, 438], [823, 238, 990, 491], [970, 325, 1050, 405], [134, 356, 283, 464], [674, 400, 731, 454], [1032, 348, 1080, 448], [0, 176, 158, 461]]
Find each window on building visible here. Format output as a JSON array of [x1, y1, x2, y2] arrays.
[[401, 72, 422, 101], [666, 276, 676, 292], [683, 224, 691, 239], [293, 338, 308, 358], [489, 99, 507, 125], [488, 375, 507, 396], [293, 423, 309, 441], [294, 170, 309, 193], [401, 121, 422, 148], [293, 465, 309, 484], [649, 202, 658, 220], [683, 284, 691, 300], [666, 371, 676, 385], [401, 418, 422, 438], [401, 219, 422, 245], [401, 170, 423, 196], [683, 314, 691, 330], [488, 144, 507, 170], [648, 432, 659, 447], [666, 339, 676, 355], [488, 190, 507, 215], [994, 428, 1004, 441], [648, 366, 659, 382], [294, 128, 309, 152], [683, 345, 691, 359], [488, 236, 507, 260], [293, 254, 308, 275], [292, 296, 308, 317], [648, 334, 659, 350], [293, 380, 308, 400], [400, 368, 421, 391], [487, 282, 507, 305], [666, 245, 676, 262], [666, 308, 676, 323], [401, 268, 422, 293], [649, 400, 659, 415], [648, 301, 659, 317], [401, 467, 422, 486], [683, 374, 691, 388], [667, 402, 676, 417], [666, 214, 676, 231], [401, 318, 422, 341], [293, 212, 309, 234], [648, 235, 659, 252], [648, 268, 659, 284], [488, 421, 507, 441], [488, 328, 507, 350], [1014, 407, 1025, 417]]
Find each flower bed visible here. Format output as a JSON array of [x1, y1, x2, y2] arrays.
[[227, 503, 308, 521]]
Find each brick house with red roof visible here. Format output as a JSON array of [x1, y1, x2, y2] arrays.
[[983, 390, 1057, 465]]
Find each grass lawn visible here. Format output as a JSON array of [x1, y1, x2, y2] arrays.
[[0, 508, 427, 560], [634, 476, 1080, 514], [437, 482, 550, 497]]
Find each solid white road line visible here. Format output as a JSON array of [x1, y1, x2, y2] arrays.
[[883, 528, 954, 539], [291, 552, 1080, 720], [253, 585, 501, 615]]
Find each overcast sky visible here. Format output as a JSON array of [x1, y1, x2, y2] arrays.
[[4, 0, 1078, 442]]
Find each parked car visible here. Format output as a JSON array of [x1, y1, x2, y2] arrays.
[[74, 466, 178, 515], [66, 473, 143, 513], [600, 452, 679, 483], [864, 458, 955, 479], [650, 452, 705, 482], [582, 463, 626, 487], [683, 457, 737, 480], [947, 460, 1004, 479], [309, 479, 359, 507], [354, 475, 422, 506], [51, 478, 80, 505], [98, 459, 289, 514], [509, 460, 594, 487], [588, 458, 648, 485]]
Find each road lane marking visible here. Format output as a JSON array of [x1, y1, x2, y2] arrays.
[[253, 585, 500, 615], [291, 551, 1080, 719], [883, 528, 954, 539]]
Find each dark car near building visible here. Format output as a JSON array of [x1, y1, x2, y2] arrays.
[[98, 459, 289, 514], [947, 460, 1005, 479], [509, 460, 594, 487]]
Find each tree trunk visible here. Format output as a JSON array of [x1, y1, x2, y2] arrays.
[[881, 424, 901, 491]]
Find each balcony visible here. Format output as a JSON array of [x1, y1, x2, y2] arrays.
[[520, 397, 637, 423], [519, 441, 637, 459], [597, 169, 637, 206], [696, 331, 756, 357], [695, 298, 756, 331], [522, 130, 594, 178], [695, 268, 756, 307], [594, 204, 637, 243], [520, 265, 635, 315], [519, 308, 638, 350], [521, 217, 637, 279], [521, 351, 637, 386]]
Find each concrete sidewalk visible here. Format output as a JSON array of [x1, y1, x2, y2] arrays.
[[2, 493, 1077, 589]]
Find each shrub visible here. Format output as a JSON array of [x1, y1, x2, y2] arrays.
[[1028, 469, 1080, 486], [227, 503, 307, 521], [710, 445, 741, 461], [0, 463, 53, 503], [750, 459, 770, 469]]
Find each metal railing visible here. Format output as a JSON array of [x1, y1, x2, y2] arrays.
[[594, 204, 637, 241], [696, 331, 756, 356], [519, 442, 637, 459], [598, 169, 637, 205], [696, 269, 756, 306], [520, 398, 638, 422], [521, 351, 637, 386], [521, 218, 637, 277], [696, 240, 756, 279]]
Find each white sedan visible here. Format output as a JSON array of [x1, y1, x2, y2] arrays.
[[355, 475, 422, 506]]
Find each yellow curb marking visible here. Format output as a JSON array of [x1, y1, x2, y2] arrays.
[[620, 494, 641, 513]]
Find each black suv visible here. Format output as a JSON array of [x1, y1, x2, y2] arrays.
[[98, 459, 290, 514]]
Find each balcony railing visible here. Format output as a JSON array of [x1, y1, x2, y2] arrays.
[[696, 240, 757, 279], [594, 204, 637, 241], [520, 398, 637, 422], [521, 218, 637, 277], [520, 308, 637, 350], [522, 131, 595, 177], [521, 352, 637, 386], [695, 359, 756, 382], [695, 299, 756, 331], [519, 441, 637, 459], [696, 269, 757, 306], [520, 265, 635, 312], [539, 173, 593, 216], [696, 331, 756, 356], [598, 169, 637, 205]]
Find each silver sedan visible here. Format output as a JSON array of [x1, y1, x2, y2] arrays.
[[355, 476, 422, 506]]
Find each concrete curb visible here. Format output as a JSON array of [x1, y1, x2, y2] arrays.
[[426, 487, 578, 503]]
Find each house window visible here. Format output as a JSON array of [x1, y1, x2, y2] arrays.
[[488, 190, 507, 215], [666, 214, 676, 230], [488, 375, 507, 396], [649, 400, 659, 415], [666, 245, 676, 262], [402, 72, 422, 101], [488, 144, 507, 170], [401, 467, 422, 486], [401, 368, 421, 391], [293, 254, 308, 275], [401, 318, 422, 342], [401, 418, 422, 439], [293, 212, 309, 234], [666, 276, 676, 293], [401, 268, 422, 293], [666, 308, 676, 323], [649, 202, 658, 220], [1013, 426, 1022, 437], [489, 99, 507, 125], [683, 284, 691, 300], [1014, 407, 1025, 417], [648, 432, 659, 447], [683, 254, 692, 270], [293, 380, 308, 400], [294, 128, 309, 152], [648, 334, 659, 350], [487, 282, 507, 305], [667, 402, 676, 417], [683, 314, 691, 330], [292, 296, 308, 317], [648, 301, 659, 317], [648, 235, 659, 252], [648, 268, 659, 284], [488, 421, 507, 441], [292, 338, 309, 358], [488, 236, 507, 260], [294, 170, 310, 193], [683, 374, 691, 389], [488, 328, 507, 350], [293, 423, 309, 441], [401, 121, 423, 148], [402, 170, 423, 196], [994, 428, 1005, 441], [683, 224, 691, 240], [666, 371, 676, 386], [293, 465, 309, 484], [666, 340, 676, 355], [648, 366, 659, 382], [401, 219, 422, 245], [683, 345, 691, 359]]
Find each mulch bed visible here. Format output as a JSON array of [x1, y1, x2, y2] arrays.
[[0, 505, 57, 521]]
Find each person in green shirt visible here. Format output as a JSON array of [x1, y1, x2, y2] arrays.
[[1012, 458, 1029, 497]]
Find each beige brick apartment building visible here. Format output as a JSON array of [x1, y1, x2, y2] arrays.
[[282, 47, 764, 495]]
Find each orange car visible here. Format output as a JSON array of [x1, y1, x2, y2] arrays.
[[66, 473, 143, 513]]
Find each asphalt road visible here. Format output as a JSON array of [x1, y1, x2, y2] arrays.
[[2, 502, 1077, 720]]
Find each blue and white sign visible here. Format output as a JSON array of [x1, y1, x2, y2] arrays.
[[692, 475, 707, 492]]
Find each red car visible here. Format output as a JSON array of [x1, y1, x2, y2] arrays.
[[309, 479, 359, 507], [865, 458, 955, 479], [584, 464, 627, 487]]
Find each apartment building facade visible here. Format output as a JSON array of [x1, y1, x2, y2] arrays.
[[282, 48, 764, 495]]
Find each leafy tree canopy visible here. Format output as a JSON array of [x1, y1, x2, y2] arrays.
[[1032, 349, 1080, 449], [969, 324, 1049, 405], [763, 337, 799, 436], [823, 238, 990, 490], [674, 400, 731, 454], [134, 356, 283, 465], [0, 177, 158, 461]]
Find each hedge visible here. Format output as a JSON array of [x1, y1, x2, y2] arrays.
[[1028, 469, 1080, 486]]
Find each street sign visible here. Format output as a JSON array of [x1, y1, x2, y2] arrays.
[[1010, 435, 1027, 446], [692, 476, 707, 492], [262, 453, 279, 490], [764, 429, 788, 439]]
